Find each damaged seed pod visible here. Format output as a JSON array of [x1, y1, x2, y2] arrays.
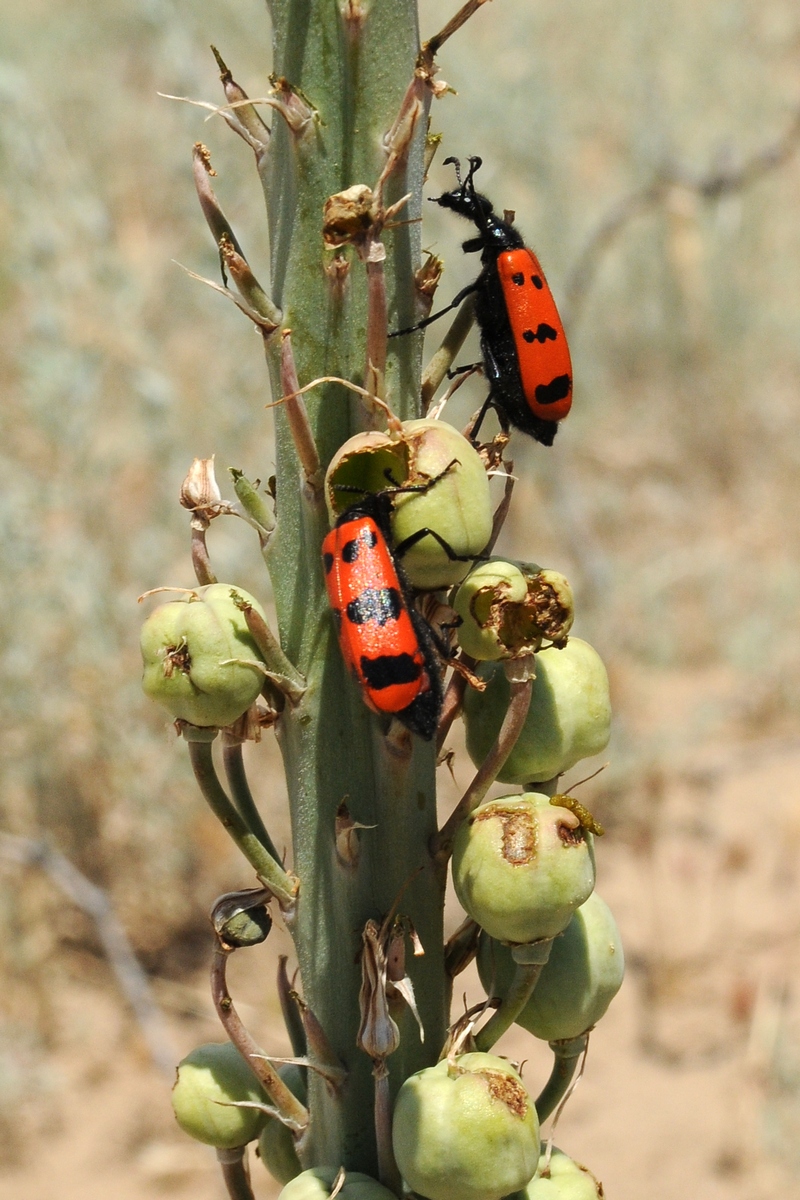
[[172, 1041, 268, 1149], [325, 431, 409, 522], [322, 184, 377, 248], [477, 891, 624, 1040], [257, 1064, 306, 1185], [453, 560, 574, 660], [324, 420, 493, 590], [524, 1147, 604, 1199], [212, 889, 273, 948], [452, 794, 596, 944], [140, 584, 267, 728], [463, 639, 611, 784], [278, 1167, 397, 1200], [392, 1052, 540, 1200]]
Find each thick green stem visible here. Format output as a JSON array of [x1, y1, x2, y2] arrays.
[[189, 740, 295, 908], [474, 940, 553, 1053], [262, 0, 444, 1174], [222, 741, 282, 863], [217, 1149, 256, 1200], [534, 1035, 589, 1125]]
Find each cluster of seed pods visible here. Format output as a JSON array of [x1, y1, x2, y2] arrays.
[[150, 410, 624, 1200], [138, 57, 620, 1197]]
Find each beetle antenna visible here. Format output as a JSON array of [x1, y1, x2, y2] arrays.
[[443, 155, 462, 185], [464, 155, 482, 195]]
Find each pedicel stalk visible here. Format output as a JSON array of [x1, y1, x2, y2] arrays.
[[142, 3, 624, 1198]]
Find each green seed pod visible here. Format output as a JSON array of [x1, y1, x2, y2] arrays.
[[452, 794, 595, 943], [463, 639, 611, 784], [524, 1148, 603, 1199], [392, 1052, 540, 1200], [389, 419, 493, 590], [171, 1041, 268, 1149], [477, 891, 624, 1039], [453, 560, 574, 661], [257, 1064, 306, 1185], [324, 420, 493, 590], [141, 584, 267, 728], [278, 1167, 397, 1200]]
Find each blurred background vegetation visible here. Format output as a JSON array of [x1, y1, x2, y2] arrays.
[[2, 0, 800, 1195]]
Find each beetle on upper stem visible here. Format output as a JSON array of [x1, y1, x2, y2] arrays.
[[392, 155, 573, 447]]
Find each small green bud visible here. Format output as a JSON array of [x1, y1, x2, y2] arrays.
[[390, 419, 493, 590], [453, 560, 574, 661], [141, 584, 267, 728], [392, 1052, 540, 1200], [452, 794, 595, 943], [171, 1042, 268, 1149], [463, 639, 611, 784], [257, 1064, 306, 1185], [524, 1148, 603, 1199], [477, 891, 624, 1039], [278, 1168, 397, 1200]]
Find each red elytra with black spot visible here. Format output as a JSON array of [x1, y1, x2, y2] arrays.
[[496, 248, 572, 423], [321, 495, 441, 741]]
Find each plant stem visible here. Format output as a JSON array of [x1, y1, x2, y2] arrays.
[[420, 294, 476, 408], [261, 0, 445, 1173], [217, 1148, 256, 1200], [474, 940, 553, 1053], [189, 741, 295, 908], [211, 939, 309, 1131], [222, 741, 281, 863], [535, 1034, 589, 1125]]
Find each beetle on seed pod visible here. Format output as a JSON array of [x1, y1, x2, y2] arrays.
[[278, 1167, 397, 1200], [452, 793, 596, 944], [453, 558, 574, 661], [477, 891, 624, 1041], [463, 638, 611, 784], [324, 418, 493, 590], [257, 1064, 306, 1185], [516, 1147, 604, 1200], [140, 584, 268, 728], [392, 1052, 540, 1200], [171, 1041, 269, 1149]]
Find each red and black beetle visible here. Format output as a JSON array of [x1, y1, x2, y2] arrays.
[[392, 156, 573, 447], [322, 492, 443, 740]]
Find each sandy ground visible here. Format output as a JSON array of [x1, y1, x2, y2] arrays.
[[2, 716, 800, 1199]]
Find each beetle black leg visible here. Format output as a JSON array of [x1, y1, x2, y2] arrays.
[[381, 459, 460, 497], [446, 361, 484, 380], [465, 393, 497, 443], [394, 526, 485, 564], [389, 283, 479, 338]]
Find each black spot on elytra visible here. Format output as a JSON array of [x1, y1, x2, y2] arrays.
[[346, 588, 402, 627], [342, 526, 378, 563], [531, 275, 543, 289], [323, 551, 334, 574], [360, 652, 422, 690], [535, 375, 572, 406], [522, 323, 558, 345], [511, 272, 525, 286]]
